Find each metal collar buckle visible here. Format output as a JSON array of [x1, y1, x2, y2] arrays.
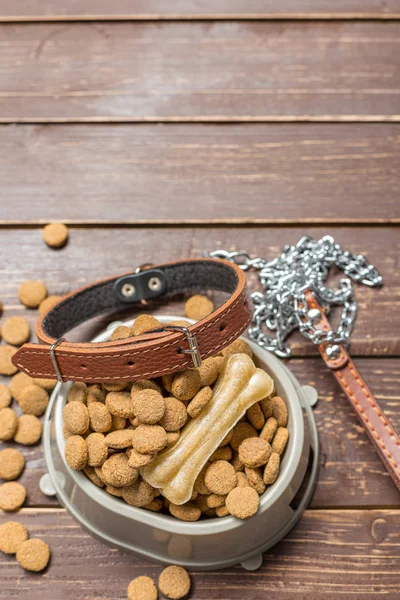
[[149, 325, 202, 368]]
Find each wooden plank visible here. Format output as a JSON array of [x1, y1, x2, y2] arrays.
[[0, 508, 399, 599], [0, 124, 399, 224], [2, 358, 399, 508], [0, 227, 398, 356], [1, 0, 400, 21], [1, 22, 400, 122]]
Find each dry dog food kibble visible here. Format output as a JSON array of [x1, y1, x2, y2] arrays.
[[18, 280, 47, 308], [0, 345, 18, 376], [18, 384, 49, 417], [39, 295, 61, 315], [127, 576, 158, 600], [106, 391, 135, 419], [42, 222, 69, 248], [263, 452, 280, 485], [67, 382, 88, 403], [88, 402, 112, 433], [246, 403, 265, 430], [0, 482, 26, 511], [0, 521, 28, 554], [171, 369, 201, 402], [169, 502, 201, 522], [238, 437, 272, 469], [184, 295, 214, 320], [128, 448, 154, 468], [271, 427, 289, 455], [1, 316, 30, 346], [110, 325, 132, 341], [63, 401, 89, 435], [197, 356, 224, 387], [225, 486, 260, 519], [65, 435, 88, 470], [159, 397, 187, 431], [86, 433, 108, 467], [220, 338, 252, 359], [259, 417, 278, 444], [204, 460, 237, 495], [35, 378, 57, 391], [105, 429, 133, 449], [229, 421, 258, 451], [122, 480, 154, 507], [9, 372, 32, 403], [0, 384, 11, 409], [187, 386, 212, 418], [0, 448, 25, 481], [131, 314, 160, 336], [14, 414, 42, 445], [100, 453, 138, 488], [16, 538, 50, 572], [245, 467, 266, 495], [158, 565, 191, 600], [132, 425, 167, 454], [132, 389, 165, 424], [0, 408, 18, 441], [271, 396, 288, 427]]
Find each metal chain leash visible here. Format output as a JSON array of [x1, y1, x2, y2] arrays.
[[209, 235, 383, 358]]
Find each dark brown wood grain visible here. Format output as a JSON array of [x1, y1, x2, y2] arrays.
[[0, 124, 399, 224], [1, 21, 400, 121], [1, 358, 399, 508], [0, 227, 397, 356], [1, 1, 400, 20], [0, 508, 399, 599]]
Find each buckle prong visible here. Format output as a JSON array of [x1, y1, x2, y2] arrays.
[[147, 325, 202, 368], [49, 337, 66, 382]]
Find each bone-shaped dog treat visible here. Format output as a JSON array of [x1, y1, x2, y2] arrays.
[[142, 353, 274, 504]]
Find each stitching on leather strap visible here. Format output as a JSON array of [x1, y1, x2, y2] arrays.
[[336, 370, 400, 477]]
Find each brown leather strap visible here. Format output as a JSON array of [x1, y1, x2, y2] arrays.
[[305, 291, 400, 493], [13, 258, 253, 384]]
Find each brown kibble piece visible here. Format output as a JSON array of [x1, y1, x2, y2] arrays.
[[194, 463, 211, 495], [144, 498, 163, 512], [106, 391, 135, 419], [105, 484, 123, 497], [238, 437, 272, 468], [65, 435, 87, 470], [159, 565, 191, 600], [187, 386, 212, 418], [132, 389, 165, 425], [86, 433, 108, 467], [0, 384, 11, 409], [9, 372, 32, 403], [39, 295, 61, 315], [101, 453, 138, 487], [236, 472, 249, 488], [259, 397, 273, 419], [132, 424, 167, 454], [35, 378, 57, 391], [162, 373, 174, 393], [215, 504, 229, 517], [0, 408, 18, 441], [263, 452, 280, 485], [63, 401, 89, 435], [185, 294, 214, 320], [206, 493, 226, 508], [231, 451, 244, 472], [230, 421, 258, 450], [209, 446, 232, 462], [271, 396, 288, 427], [197, 356, 224, 387], [14, 414, 42, 445], [1, 317, 30, 346], [245, 467, 266, 495], [166, 431, 180, 446], [18, 280, 47, 308], [219, 429, 233, 447], [42, 222, 69, 248], [0, 482, 26, 511], [128, 448, 154, 468], [260, 417, 278, 444], [127, 575, 158, 600], [131, 314, 160, 336], [0, 345, 18, 376], [220, 338, 252, 359], [103, 381, 129, 392], [18, 384, 49, 417], [67, 382, 88, 403], [16, 538, 50, 572], [88, 402, 112, 433], [87, 387, 105, 405], [110, 325, 132, 341], [131, 379, 162, 397], [111, 414, 126, 431], [83, 466, 105, 488], [226, 486, 259, 519], [170, 502, 201, 522], [0, 521, 28, 554], [0, 448, 25, 481], [204, 460, 237, 495], [272, 427, 289, 455], [122, 479, 154, 507], [105, 429, 133, 449], [171, 368, 201, 402], [159, 397, 187, 431], [246, 403, 265, 430], [167, 319, 191, 327]]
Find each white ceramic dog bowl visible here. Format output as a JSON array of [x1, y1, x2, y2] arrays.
[[41, 316, 319, 571]]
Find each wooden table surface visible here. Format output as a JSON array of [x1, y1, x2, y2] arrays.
[[0, 3, 399, 599]]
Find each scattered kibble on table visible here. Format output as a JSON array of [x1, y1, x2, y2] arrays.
[[42, 222, 69, 249]]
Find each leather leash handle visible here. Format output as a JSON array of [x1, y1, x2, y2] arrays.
[[305, 291, 400, 493]]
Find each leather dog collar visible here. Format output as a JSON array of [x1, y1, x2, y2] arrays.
[[13, 258, 253, 383]]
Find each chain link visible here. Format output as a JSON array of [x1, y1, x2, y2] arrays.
[[209, 235, 383, 358]]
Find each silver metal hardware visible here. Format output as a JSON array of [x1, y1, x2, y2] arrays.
[[121, 283, 135, 298], [49, 337, 66, 382], [135, 263, 155, 274], [307, 308, 322, 325], [147, 325, 202, 368], [210, 235, 383, 358], [148, 277, 162, 292], [325, 344, 341, 360]]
